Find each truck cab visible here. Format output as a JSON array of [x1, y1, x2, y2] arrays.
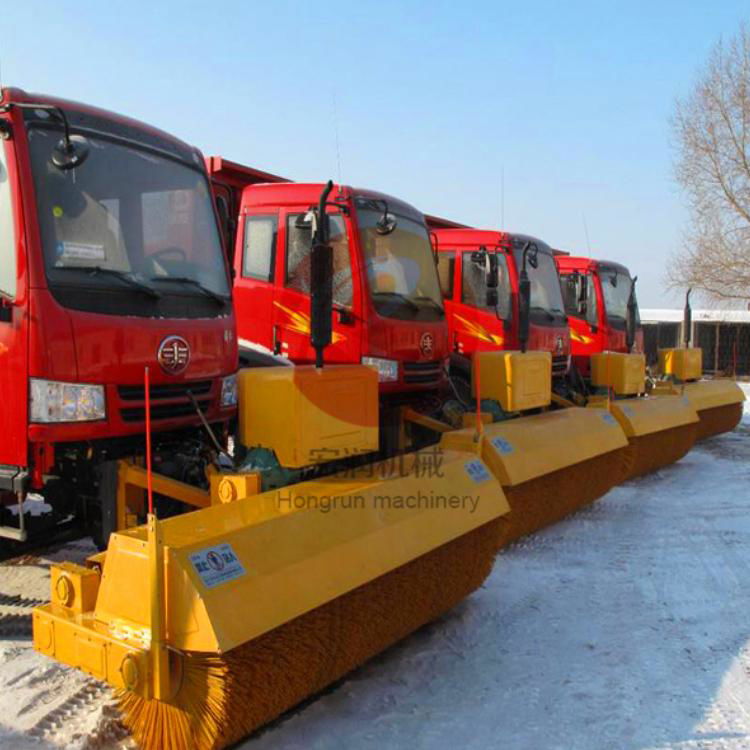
[[0, 88, 237, 543], [219, 179, 449, 400], [431, 228, 570, 379], [555, 255, 643, 377]]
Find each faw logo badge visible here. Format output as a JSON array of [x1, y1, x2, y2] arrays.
[[556, 336, 565, 354], [419, 332, 435, 358], [158, 335, 190, 375]]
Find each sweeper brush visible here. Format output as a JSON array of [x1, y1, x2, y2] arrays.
[[658, 348, 746, 441], [33, 452, 508, 750], [441, 406, 628, 548], [32, 364, 511, 750]]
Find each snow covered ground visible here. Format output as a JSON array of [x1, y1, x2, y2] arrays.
[[0, 386, 748, 750]]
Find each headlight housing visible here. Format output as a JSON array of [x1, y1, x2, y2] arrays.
[[220, 374, 239, 407], [361, 356, 399, 383], [30, 379, 106, 423]]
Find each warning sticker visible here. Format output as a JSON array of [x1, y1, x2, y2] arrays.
[[464, 459, 491, 483], [600, 413, 617, 426], [621, 406, 635, 417], [491, 436, 514, 455], [190, 543, 246, 589], [57, 242, 106, 261]]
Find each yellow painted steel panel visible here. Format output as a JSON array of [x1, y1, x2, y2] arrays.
[[681, 379, 746, 411], [237, 365, 379, 468], [590, 352, 645, 395], [440, 407, 628, 487], [606, 395, 699, 438], [659, 348, 703, 381], [90, 450, 509, 655], [472, 351, 552, 411]]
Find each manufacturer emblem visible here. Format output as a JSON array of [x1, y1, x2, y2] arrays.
[[556, 335, 564, 354], [419, 332, 434, 358], [157, 335, 190, 375]]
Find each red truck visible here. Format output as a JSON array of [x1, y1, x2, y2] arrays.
[[208, 160, 449, 450], [0, 88, 237, 546], [427, 227, 570, 383], [554, 255, 643, 377]]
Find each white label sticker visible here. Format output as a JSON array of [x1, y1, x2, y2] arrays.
[[58, 242, 106, 261], [190, 543, 246, 589], [464, 459, 491, 483]]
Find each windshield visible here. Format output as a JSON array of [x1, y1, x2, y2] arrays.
[[599, 269, 637, 329], [28, 127, 229, 315], [357, 200, 444, 322], [513, 247, 565, 322]]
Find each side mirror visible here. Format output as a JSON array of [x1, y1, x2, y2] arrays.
[[626, 275, 638, 352], [518, 272, 531, 353], [310, 180, 334, 368]]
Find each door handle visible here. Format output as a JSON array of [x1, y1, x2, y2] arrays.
[[272, 324, 282, 355]]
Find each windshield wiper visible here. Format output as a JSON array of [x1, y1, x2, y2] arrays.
[[54, 266, 161, 299], [371, 291, 419, 312], [413, 295, 444, 312], [150, 276, 229, 306], [530, 305, 555, 322]]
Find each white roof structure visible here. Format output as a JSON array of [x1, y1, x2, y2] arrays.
[[641, 309, 750, 324]]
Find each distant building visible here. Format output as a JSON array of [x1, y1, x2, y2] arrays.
[[640, 308, 750, 376]]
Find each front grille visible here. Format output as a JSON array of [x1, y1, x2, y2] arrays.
[[552, 355, 568, 375], [120, 399, 212, 423], [403, 360, 443, 385], [118, 381, 212, 401]]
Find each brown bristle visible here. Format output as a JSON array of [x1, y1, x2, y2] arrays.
[[496, 447, 627, 549], [118, 517, 502, 750], [695, 403, 743, 441], [619, 424, 697, 481]]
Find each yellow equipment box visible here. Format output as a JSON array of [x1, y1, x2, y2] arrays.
[[590, 352, 645, 395], [238, 365, 379, 468], [659, 347, 702, 382], [471, 351, 551, 412]]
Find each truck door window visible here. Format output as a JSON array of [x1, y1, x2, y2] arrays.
[[562, 273, 598, 326], [286, 214, 352, 306], [461, 251, 510, 318], [437, 251, 455, 298], [243, 215, 277, 281], [0, 143, 16, 299]]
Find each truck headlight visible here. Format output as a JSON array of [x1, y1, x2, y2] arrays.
[[220, 374, 238, 407], [30, 379, 105, 423], [361, 356, 399, 383]]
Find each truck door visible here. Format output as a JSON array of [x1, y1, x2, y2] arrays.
[[561, 271, 602, 372], [234, 210, 280, 360], [0, 136, 29, 471], [436, 250, 458, 350], [452, 250, 510, 357], [272, 209, 360, 364]]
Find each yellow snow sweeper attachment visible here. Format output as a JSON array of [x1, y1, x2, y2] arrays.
[[33, 364, 511, 750], [652, 290, 745, 441], [440, 350, 630, 547], [586, 351, 699, 480], [657, 347, 745, 441]]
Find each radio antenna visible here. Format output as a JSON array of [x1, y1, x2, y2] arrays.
[[332, 90, 343, 185], [582, 212, 592, 256]]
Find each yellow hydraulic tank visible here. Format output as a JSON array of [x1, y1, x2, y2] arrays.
[[590, 352, 645, 395], [238, 365, 379, 467], [471, 351, 551, 412], [659, 347, 703, 381]]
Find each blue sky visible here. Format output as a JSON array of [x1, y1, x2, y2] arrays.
[[2, 0, 747, 306]]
